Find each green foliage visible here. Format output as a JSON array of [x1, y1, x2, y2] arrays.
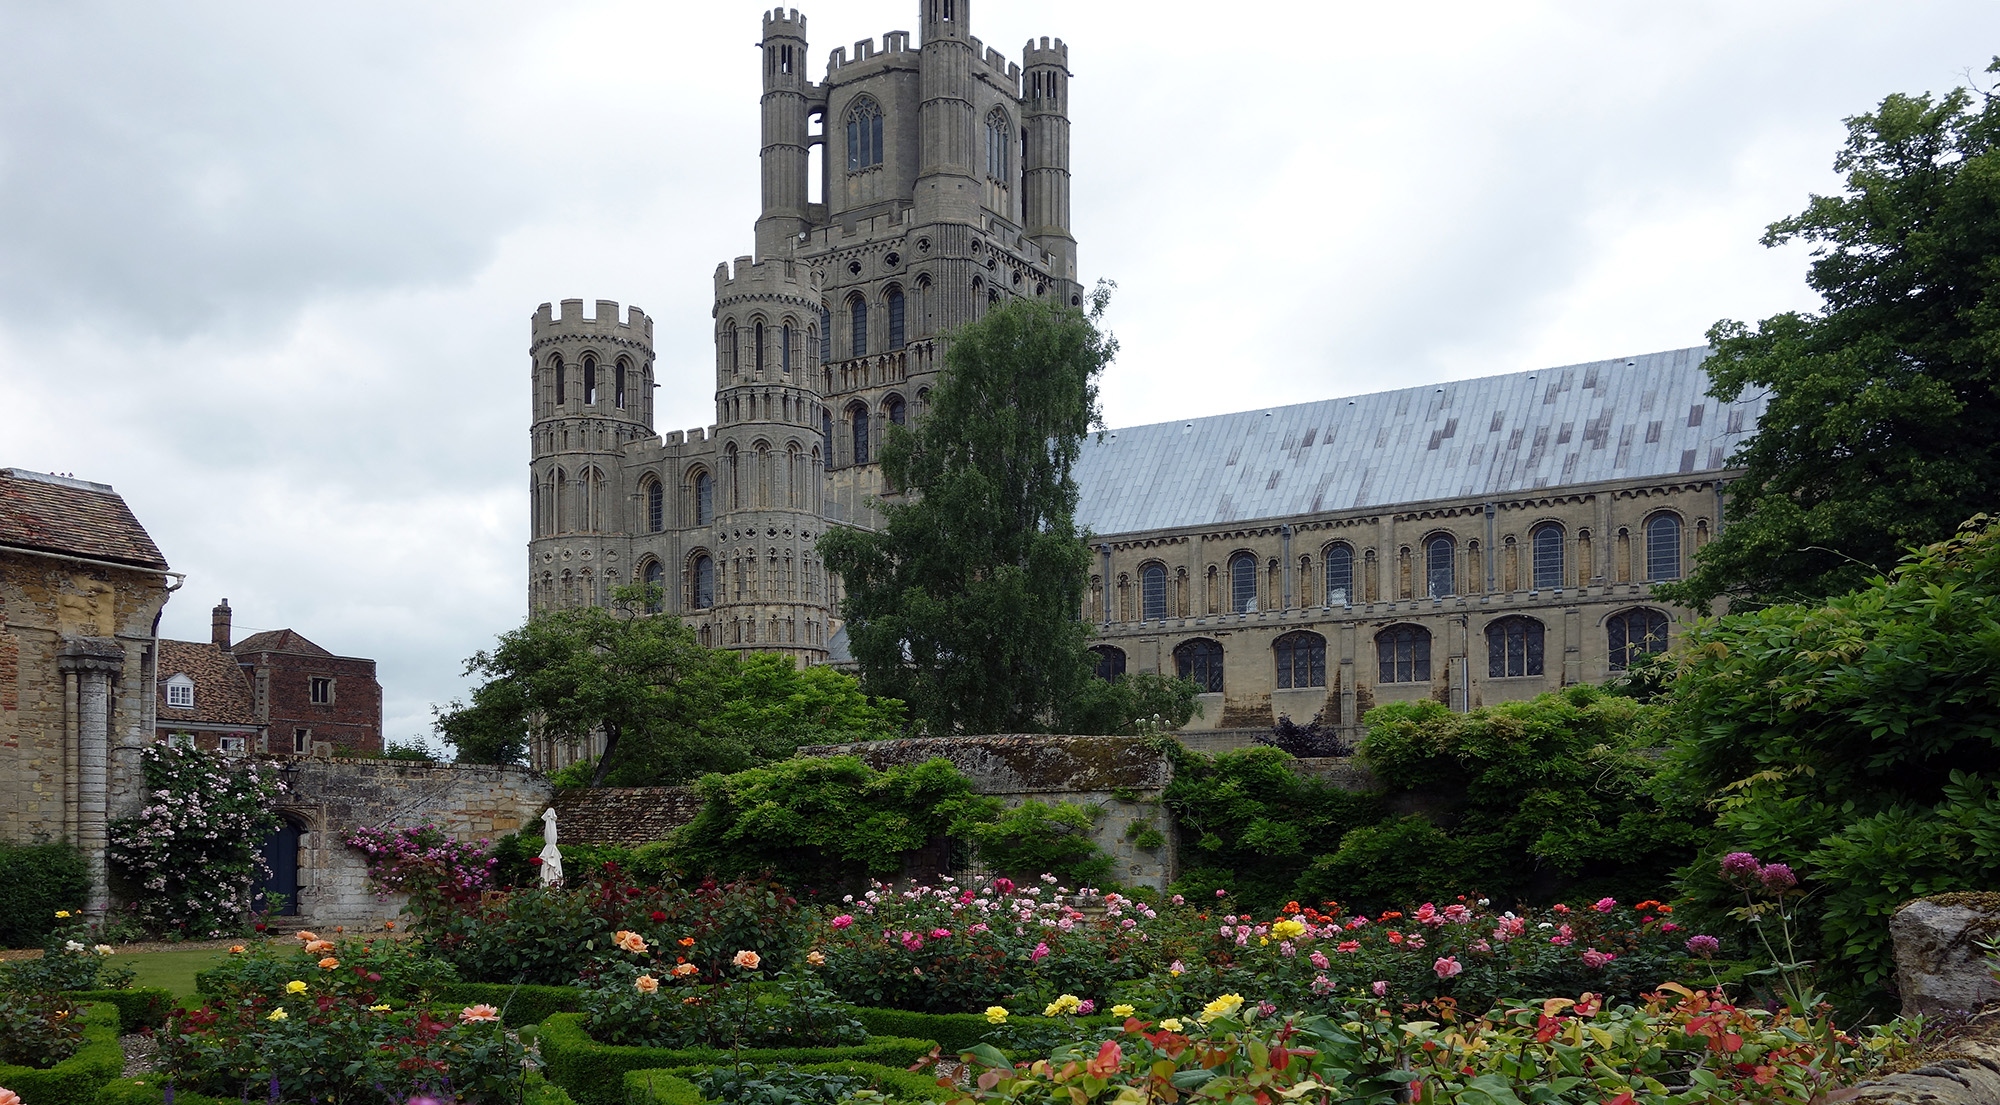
[[438, 585, 904, 785], [0, 841, 89, 948], [0, 989, 84, 1067], [1160, 746, 1382, 912], [0, 1001, 124, 1105], [379, 737, 438, 761], [61, 987, 173, 1032], [1662, 518, 2000, 996], [962, 801, 1115, 886], [821, 286, 1130, 736], [537, 1010, 934, 1105], [491, 831, 638, 890], [105, 744, 282, 938], [581, 966, 866, 1051], [2, 912, 134, 992], [1054, 673, 1202, 738], [1665, 62, 2000, 608], [431, 981, 582, 1026], [662, 756, 993, 890], [1299, 686, 1704, 913]]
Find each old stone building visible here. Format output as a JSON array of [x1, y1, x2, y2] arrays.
[[155, 599, 385, 757], [524, 2, 1766, 752], [0, 468, 177, 911]]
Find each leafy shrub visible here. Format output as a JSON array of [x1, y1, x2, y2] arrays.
[[344, 821, 497, 923], [0, 990, 83, 1067], [491, 830, 639, 889], [1664, 519, 2000, 998], [1160, 746, 1382, 911], [0, 842, 89, 948], [106, 744, 282, 938], [2, 913, 133, 992], [197, 931, 459, 1005], [581, 958, 865, 1051], [0, 1001, 125, 1105], [662, 756, 991, 891], [962, 802, 1115, 885], [1256, 713, 1350, 757]]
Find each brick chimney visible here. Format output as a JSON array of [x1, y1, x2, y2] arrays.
[[212, 598, 232, 650]]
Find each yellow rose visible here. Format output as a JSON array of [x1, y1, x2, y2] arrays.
[[285, 980, 307, 994], [1159, 1018, 1184, 1032], [1111, 1004, 1136, 1017], [369, 1004, 392, 1012], [54, 911, 70, 919], [1271, 919, 1306, 939], [267, 1008, 288, 1021], [1043, 993, 1081, 1017], [1200, 994, 1244, 1024], [984, 1006, 1009, 1024]]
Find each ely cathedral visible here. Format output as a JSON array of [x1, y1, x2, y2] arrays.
[[526, 1, 1764, 758]]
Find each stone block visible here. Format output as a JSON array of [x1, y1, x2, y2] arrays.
[[1892, 894, 2000, 1017]]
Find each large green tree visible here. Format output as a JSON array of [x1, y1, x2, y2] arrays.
[[436, 585, 903, 784], [1665, 64, 2000, 609], [821, 284, 1196, 735]]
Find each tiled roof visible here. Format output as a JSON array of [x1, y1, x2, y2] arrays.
[[233, 629, 333, 657], [549, 787, 704, 848], [156, 639, 259, 727], [0, 469, 168, 570], [1072, 347, 1767, 536]]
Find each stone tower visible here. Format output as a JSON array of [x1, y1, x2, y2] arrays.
[[525, 1, 1078, 673]]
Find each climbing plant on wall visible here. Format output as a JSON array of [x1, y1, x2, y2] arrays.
[[107, 743, 282, 938]]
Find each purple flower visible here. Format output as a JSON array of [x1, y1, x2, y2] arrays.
[[1758, 863, 1797, 892], [1720, 852, 1761, 882], [1685, 934, 1721, 959]]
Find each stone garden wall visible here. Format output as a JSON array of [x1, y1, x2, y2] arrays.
[[274, 758, 552, 928]]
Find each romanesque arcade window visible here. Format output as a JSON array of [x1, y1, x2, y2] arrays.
[[1091, 646, 1126, 681], [886, 395, 905, 427], [643, 560, 664, 613], [849, 401, 870, 464], [1174, 638, 1224, 693], [846, 97, 884, 171], [1607, 607, 1669, 670], [1532, 524, 1564, 590], [754, 321, 766, 374], [551, 354, 565, 405], [1324, 543, 1353, 606], [693, 470, 714, 526], [985, 108, 1010, 179], [1229, 552, 1257, 613], [1377, 625, 1431, 683], [1645, 514, 1682, 581], [615, 357, 629, 408], [849, 295, 868, 357], [691, 555, 716, 609], [583, 354, 598, 405], [1140, 563, 1167, 621], [781, 324, 793, 373], [1274, 631, 1326, 689], [1486, 616, 1544, 677], [1425, 535, 1455, 599], [887, 287, 906, 350], [820, 305, 832, 362], [645, 478, 664, 533]]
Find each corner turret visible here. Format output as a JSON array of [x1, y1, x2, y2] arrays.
[[757, 8, 813, 258]]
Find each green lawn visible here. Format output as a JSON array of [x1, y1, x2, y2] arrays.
[[111, 947, 230, 1001]]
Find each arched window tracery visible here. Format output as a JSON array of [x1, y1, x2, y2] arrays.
[[1324, 542, 1354, 605], [1608, 607, 1670, 670], [1425, 534, 1456, 598], [1274, 631, 1327, 689], [1486, 616, 1545, 677], [1140, 563, 1167, 621], [1645, 514, 1682, 581], [1174, 638, 1224, 693], [1377, 624, 1432, 683], [846, 96, 884, 171], [1532, 524, 1564, 590], [1091, 646, 1126, 681], [1229, 552, 1258, 613]]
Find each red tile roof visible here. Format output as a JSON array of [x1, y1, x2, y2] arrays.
[[156, 640, 260, 727], [0, 469, 168, 570], [233, 629, 332, 657]]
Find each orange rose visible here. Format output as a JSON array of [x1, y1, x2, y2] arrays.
[[635, 974, 660, 994], [319, 957, 340, 970], [304, 940, 335, 954], [459, 1004, 501, 1023], [732, 950, 762, 969], [229, 945, 247, 955], [294, 930, 318, 942], [614, 930, 649, 954]]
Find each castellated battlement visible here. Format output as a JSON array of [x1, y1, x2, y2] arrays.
[[762, 7, 804, 34], [827, 29, 913, 72], [1023, 36, 1069, 70], [712, 255, 823, 298], [532, 299, 653, 343]]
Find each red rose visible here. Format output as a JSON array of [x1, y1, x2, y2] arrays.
[[529, 857, 543, 865], [650, 911, 667, 922]]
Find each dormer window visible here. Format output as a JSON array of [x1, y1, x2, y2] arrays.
[[164, 674, 195, 709]]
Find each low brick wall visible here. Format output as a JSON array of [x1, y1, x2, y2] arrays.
[[271, 758, 553, 927]]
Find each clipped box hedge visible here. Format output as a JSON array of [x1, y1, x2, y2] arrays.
[[66, 986, 175, 1031], [0, 1001, 126, 1105], [622, 1060, 955, 1105], [846, 1007, 1120, 1055], [97, 1070, 581, 1105], [436, 980, 584, 1025], [538, 1012, 936, 1105]]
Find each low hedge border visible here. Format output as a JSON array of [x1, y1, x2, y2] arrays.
[[96, 1069, 580, 1104], [538, 1013, 936, 1105], [437, 980, 584, 1025], [0, 1001, 125, 1105], [66, 987, 175, 1031], [622, 1061, 955, 1105], [847, 1007, 1119, 1054]]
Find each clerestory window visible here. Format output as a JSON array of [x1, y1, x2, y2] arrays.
[[846, 97, 884, 171], [985, 108, 1010, 180]]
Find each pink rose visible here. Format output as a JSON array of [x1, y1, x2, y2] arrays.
[[1371, 980, 1388, 997], [831, 914, 854, 929], [1593, 897, 1617, 913], [1433, 956, 1462, 979]]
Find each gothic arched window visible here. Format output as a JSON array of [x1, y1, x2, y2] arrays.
[[645, 478, 664, 533], [849, 401, 870, 464], [886, 395, 905, 427], [583, 354, 598, 405], [754, 320, 766, 374], [1486, 616, 1545, 677], [985, 108, 1010, 179], [1174, 638, 1224, 693], [1377, 624, 1432, 683], [615, 357, 629, 409], [642, 560, 665, 614], [1425, 534, 1456, 598], [691, 554, 716, 609], [849, 295, 868, 357], [887, 286, 906, 349], [1646, 514, 1682, 581], [1140, 563, 1167, 621], [1324, 542, 1354, 606], [846, 96, 883, 171], [1091, 646, 1126, 681], [1229, 552, 1258, 613], [822, 408, 833, 453], [1532, 524, 1564, 590], [781, 323, 793, 373], [820, 305, 832, 362], [693, 470, 714, 526], [551, 354, 565, 405], [1274, 630, 1327, 689], [1608, 607, 1670, 670]]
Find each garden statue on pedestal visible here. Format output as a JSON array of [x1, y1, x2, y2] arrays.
[[539, 806, 563, 888]]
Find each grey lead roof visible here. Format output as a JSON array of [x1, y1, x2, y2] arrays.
[[1072, 346, 1765, 536]]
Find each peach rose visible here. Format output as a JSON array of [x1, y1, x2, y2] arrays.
[[732, 950, 761, 969], [319, 957, 340, 970], [459, 1004, 501, 1023], [806, 950, 826, 966], [294, 931, 318, 942], [229, 945, 247, 955], [304, 940, 335, 954], [635, 974, 660, 994], [614, 930, 648, 954]]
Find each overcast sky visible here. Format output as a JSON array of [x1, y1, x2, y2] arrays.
[[3, 1, 1994, 749]]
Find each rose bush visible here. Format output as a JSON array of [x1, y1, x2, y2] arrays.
[[106, 743, 282, 937]]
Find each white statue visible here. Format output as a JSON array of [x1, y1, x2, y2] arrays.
[[539, 807, 564, 888]]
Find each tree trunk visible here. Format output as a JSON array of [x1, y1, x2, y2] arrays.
[[589, 722, 621, 788]]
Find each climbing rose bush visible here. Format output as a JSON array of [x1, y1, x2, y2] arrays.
[[344, 823, 495, 923], [107, 743, 282, 938]]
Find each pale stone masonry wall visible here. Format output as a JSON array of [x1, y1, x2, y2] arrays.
[[267, 758, 552, 928]]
